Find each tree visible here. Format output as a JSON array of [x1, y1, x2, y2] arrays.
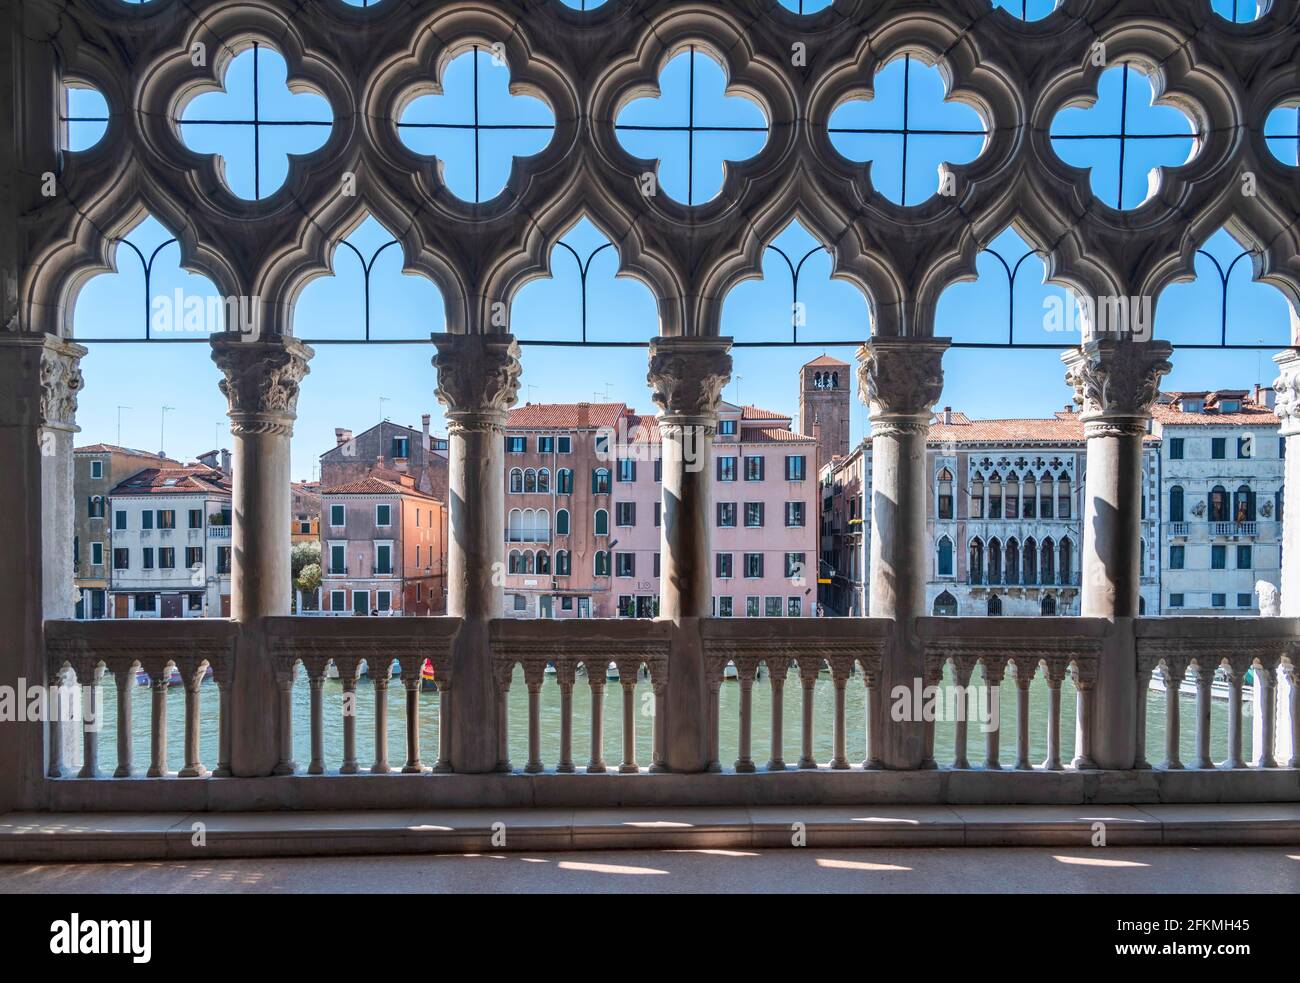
[[291, 541, 321, 583], [296, 562, 322, 595]]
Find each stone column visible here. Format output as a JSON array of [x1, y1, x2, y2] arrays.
[[857, 337, 948, 769], [1063, 337, 1171, 769], [1270, 350, 1300, 766], [648, 336, 731, 773], [210, 333, 312, 777], [0, 335, 83, 810], [432, 333, 521, 773]]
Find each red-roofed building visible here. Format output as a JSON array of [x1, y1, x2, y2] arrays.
[[320, 467, 447, 616]]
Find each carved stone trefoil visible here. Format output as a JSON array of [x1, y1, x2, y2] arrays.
[[210, 333, 314, 438], [1062, 337, 1172, 439], [431, 332, 522, 435]]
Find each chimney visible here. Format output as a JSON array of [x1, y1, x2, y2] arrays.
[[335, 428, 353, 447], [422, 414, 431, 451], [220, 448, 231, 475], [197, 449, 218, 469], [943, 406, 952, 425]]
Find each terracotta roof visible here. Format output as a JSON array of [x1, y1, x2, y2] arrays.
[[322, 469, 440, 500], [109, 466, 230, 496], [740, 425, 817, 444], [917, 413, 1159, 446], [802, 354, 849, 368], [507, 402, 628, 430], [76, 444, 176, 462], [739, 405, 790, 421], [1151, 402, 1278, 427]]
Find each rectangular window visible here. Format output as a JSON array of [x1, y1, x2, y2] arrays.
[[185, 546, 203, 568], [787, 597, 802, 617], [537, 436, 554, 454], [1237, 545, 1252, 569], [653, 552, 660, 578], [189, 509, 203, 529], [717, 502, 737, 527], [716, 553, 733, 579], [506, 436, 526, 454], [134, 594, 156, 613], [717, 457, 737, 482], [785, 456, 806, 481], [784, 552, 805, 578], [330, 544, 346, 575], [142, 548, 154, 570], [1211, 437, 1226, 459], [159, 548, 175, 570], [1238, 436, 1251, 459], [617, 458, 636, 482], [557, 436, 571, 454], [188, 593, 203, 612], [1212, 592, 1226, 608], [785, 502, 805, 527], [90, 460, 103, 479], [331, 590, 347, 613], [617, 595, 635, 618], [513, 594, 527, 612], [718, 596, 733, 617], [391, 436, 410, 459], [1169, 593, 1184, 608], [91, 542, 104, 566], [654, 502, 661, 528], [115, 510, 127, 530], [765, 596, 782, 617], [300, 521, 312, 534], [113, 548, 129, 570], [1238, 592, 1254, 608], [744, 456, 765, 481], [744, 502, 765, 528], [216, 546, 231, 574], [376, 590, 392, 613], [592, 469, 611, 494], [142, 510, 154, 530], [616, 502, 636, 526], [330, 504, 345, 527], [744, 553, 763, 578], [157, 509, 175, 530], [1169, 545, 1185, 570], [375, 543, 392, 575], [1211, 545, 1226, 570], [654, 458, 662, 482], [375, 504, 392, 527], [746, 596, 760, 618], [616, 552, 635, 577], [1169, 437, 1184, 459], [718, 419, 737, 436]]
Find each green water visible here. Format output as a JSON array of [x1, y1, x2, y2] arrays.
[[74, 664, 1247, 775]]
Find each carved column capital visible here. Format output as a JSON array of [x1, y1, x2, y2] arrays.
[[1273, 349, 1300, 438], [431, 332, 521, 436], [856, 337, 949, 434], [210, 334, 313, 438], [1062, 337, 1172, 438], [39, 336, 87, 433], [647, 336, 732, 429]]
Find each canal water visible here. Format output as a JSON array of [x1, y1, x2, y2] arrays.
[[80, 664, 1246, 775]]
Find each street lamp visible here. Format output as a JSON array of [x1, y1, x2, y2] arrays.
[[160, 405, 174, 456]]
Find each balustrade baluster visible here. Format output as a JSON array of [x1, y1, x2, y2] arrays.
[[214, 669, 232, 777], [307, 663, 327, 774], [1134, 661, 1153, 769], [1072, 667, 1097, 769], [798, 661, 818, 769], [402, 665, 424, 773], [1254, 661, 1277, 769], [47, 666, 65, 778], [371, 658, 392, 774], [556, 663, 575, 774], [982, 660, 1004, 769], [524, 662, 544, 774], [1014, 660, 1033, 770], [273, 664, 295, 776], [114, 664, 135, 777], [707, 672, 722, 772], [587, 669, 606, 773], [1162, 660, 1184, 769], [1042, 662, 1064, 771], [179, 662, 208, 778], [618, 662, 638, 773], [1193, 662, 1214, 769], [1286, 665, 1300, 768], [651, 676, 667, 773], [78, 663, 104, 779], [952, 660, 974, 769], [339, 660, 360, 775], [735, 660, 755, 773], [830, 659, 850, 770], [1224, 662, 1245, 769], [434, 678, 453, 773], [495, 662, 513, 773], [146, 664, 169, 778], [767, 660, 786, 771]]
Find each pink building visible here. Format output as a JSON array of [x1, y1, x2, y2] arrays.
[[500, 401, 818, 619]]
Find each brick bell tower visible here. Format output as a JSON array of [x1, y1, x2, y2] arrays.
[[799, 355, 850, 474]]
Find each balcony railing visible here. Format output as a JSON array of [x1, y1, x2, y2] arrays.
[[1211, 521, 1258, 537], [38, 614, 1300, 812], [506, 528, 551, 543], [969, 572, 1079, 587], [1169, 522, 1190, 537]]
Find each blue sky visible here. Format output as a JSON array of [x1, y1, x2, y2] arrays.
[[64, 7, 1298, 480]]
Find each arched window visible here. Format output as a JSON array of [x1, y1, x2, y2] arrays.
[[1022, 473, 1037, 518], [555, 550, 571, 576], [1056, 474, 1071, 520], [508, 549, 523, 574], [1040, 537, 1055, 583], [1139, 537, 1145, 576], [987, 594, 1002, 616], [1040, 595, 1056, 616], [524, 468, 537, 493], [1209, 485, 1228, 522], [536, 549, 550, 574], [521, 508, 535, 541], [594, 508, 609, 536], [1039, 471, 1054, 519], [1235, 484, 1255, 522], [988, 538, 1002, 583], [594, 550, 610, 577], [937, 535, 954, 577], [1169, 485, 1184, 522], [557, 469, 573, 495], [508, 509, 523, 542], [1005, 537, 1020, 584], [937, 468, 954, 519], [970, 474, 984, 519], [1139, 595, 1147, 615], [1005, 474, 1020, 519], [523, 550, 535, 574], [556, 508, 570, 536], [831, 371, 839, 388], [933, 591, 958, 616], [1023, 538, 1037, 584], [1059, 538, 1072, 586], [537, 468, 550, 494], [969, 537, 984, 583], [988, 473, 1002, 519], [536, 508, 550, 540], [509, 468, 524, 494], [592, 468, 611, 494]]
